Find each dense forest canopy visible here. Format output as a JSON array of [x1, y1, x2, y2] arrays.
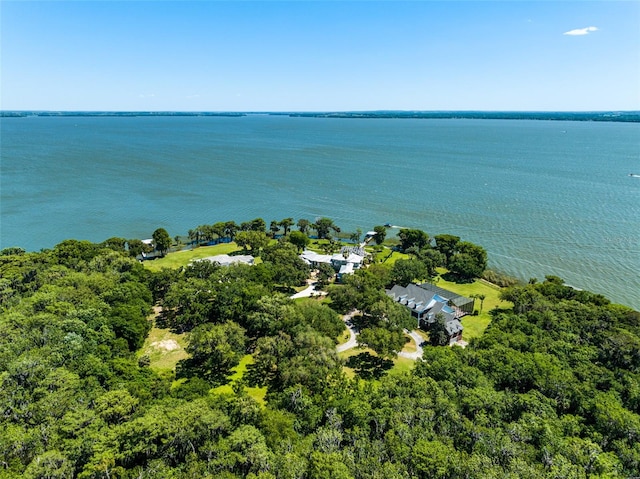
[[0, 222, 638, 478]]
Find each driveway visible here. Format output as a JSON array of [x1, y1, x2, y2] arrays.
[[290, 281, 327, 299], [337, 310, 359, 353], [398, 330, 425, 360]]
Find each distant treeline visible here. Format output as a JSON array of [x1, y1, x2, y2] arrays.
[[286, 110, 640, 122], [2, 110, 639, 122]]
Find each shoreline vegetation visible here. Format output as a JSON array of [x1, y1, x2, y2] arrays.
[[2, 217, 639, 478], [2, 110, 640, 122]]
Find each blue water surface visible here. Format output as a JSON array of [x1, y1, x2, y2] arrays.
[[1, 115, 638, 308]]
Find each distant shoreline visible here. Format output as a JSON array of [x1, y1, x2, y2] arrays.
[[2, 110, 639, 122]]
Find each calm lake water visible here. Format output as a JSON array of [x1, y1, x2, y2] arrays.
[[1, 115, 639, 309]]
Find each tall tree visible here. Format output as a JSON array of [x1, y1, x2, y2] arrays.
[[152, 228, 172, 255], [212, 222, 226, 240], [178, 321, 246, 385], [269, 220, 280, 238], [449, 241, 487, 280], [398, 229, 430, 252], [235, 231, 270, 254], [428, 313, 450, 346], [391, 259, 428, 287], [313, 218, 340, 240], [297, 218, 311, 234], [224, 221, 239, 240], [372, 225, 387, 245], [289, 230, 310, 252], [279, 218, 294, 236], [434, 234, 460, 266]]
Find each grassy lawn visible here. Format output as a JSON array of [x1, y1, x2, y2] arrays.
[[139, 323, 189, 372], [210, 354, 267, 405], [389, 356, 416, 376], [339, 346, 416, 379], [337, 326, 351, 346], [372, 248, 410, 266], [431, 269, 513, 340], [402, 333, 417, 353], [143, 243, 242, 272]]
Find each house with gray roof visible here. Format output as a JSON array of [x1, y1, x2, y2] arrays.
[[196, 254, 255, 267], [386, 283, 468, 344], [300, 248, 366, 281]]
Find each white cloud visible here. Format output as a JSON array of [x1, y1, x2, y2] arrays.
[[564, 26, 599, 36]]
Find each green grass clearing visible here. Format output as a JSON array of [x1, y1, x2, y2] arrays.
[[402, 333, 417, 353], [210, 355, 267, 405], [430, 270, 513, 340], [139, 322, 189, 372], [372, 248, 410, 266], [337, 326, 351, 346], [339, 346, 416, 379], [143, 243, 242, 272]]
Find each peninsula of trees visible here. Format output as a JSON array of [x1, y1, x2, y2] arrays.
[[1, 217, 638, 479]]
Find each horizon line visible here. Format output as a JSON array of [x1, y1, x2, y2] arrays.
[[3, 109, 640, 113]]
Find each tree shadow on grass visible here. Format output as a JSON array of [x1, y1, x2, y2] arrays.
[[441, 272, 475, 284], [346, 352, 394, 380]]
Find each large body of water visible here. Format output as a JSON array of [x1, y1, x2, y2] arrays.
[[2, 115, 639, 309]]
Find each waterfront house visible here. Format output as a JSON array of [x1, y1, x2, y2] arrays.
[[386, 283, 468, 343]]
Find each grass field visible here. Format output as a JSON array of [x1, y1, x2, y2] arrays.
[[210, 355, 267, 405], [403, 333, 417, 353], [139, 321, 189, 372], [337, 326, 351, 346], [432, 270, 512, 340], [143, 243, 242, 272]]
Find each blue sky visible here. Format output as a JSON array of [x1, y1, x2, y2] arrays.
[[2, 1, 639, 111]]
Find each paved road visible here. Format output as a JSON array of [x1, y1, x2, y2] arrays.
[[290, 281, 327, 299], [398, 329, 425, 360], [336, 311, 426, 360], [337, 311, 359, 353]]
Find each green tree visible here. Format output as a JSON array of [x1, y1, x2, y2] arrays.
[[269, 220, 280, 238], [262, 244, 309, 289], [249, 218, 267, 232], [429, 313, 450, 346], [398, 229, 430, 252], [316, 262, 335, 288], [101, 237, 127, 252], [358, 327, 406, 358], [308, 451, 353, 479], [178, 321, 247, 384], [212, 221, 227, 240], [434, 234, 460, 266], [297, 218, 311, 234], [449, 241, 487, 280], [391, 259, 428, 287], [127, 238, 153, 258], [373, 225, 387, 245], [152, 228, 172, 256], [349, 228, 362, 244], [412, 439, 455, 479], [296, 301, 344, 340], [289, 230, 310, 252], [279, 218, 294, 236], [224, 221, 239, 240], [313, 218, 340, 240], [235, 231, 270, 254], [23, 450, 75, 479]]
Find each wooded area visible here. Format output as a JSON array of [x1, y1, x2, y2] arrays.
[[0, 227, 638, 478]]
